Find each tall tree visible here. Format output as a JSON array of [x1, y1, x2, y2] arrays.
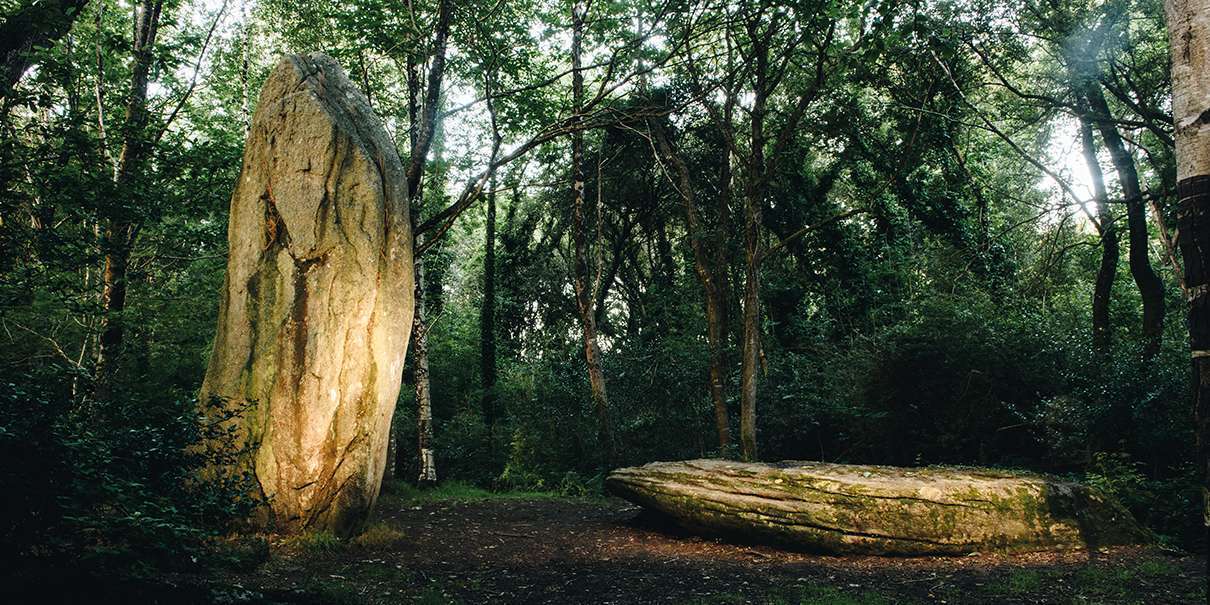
[[1084, 82, 1166, 360], [1164, 0, 1210, 590], [1079, 110, 1119, 355], [481, 176, 498, 427], [570, 0, 614, 464], [686, 1, 840, 460], [406, 0, 452, 486], [648, 115, 732, 451], [94, 0, 164, 398], [413, 258, 437, 485]]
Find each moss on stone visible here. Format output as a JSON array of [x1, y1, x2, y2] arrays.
[[606, 459, 1146, 556]]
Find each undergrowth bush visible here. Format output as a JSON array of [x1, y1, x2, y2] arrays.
[[0, 377, 261, 578]]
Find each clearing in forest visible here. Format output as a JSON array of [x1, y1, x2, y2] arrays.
[[207, 485, 1202, 605]]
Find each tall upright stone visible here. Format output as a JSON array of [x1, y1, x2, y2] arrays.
[[201, 53, 413, 536]]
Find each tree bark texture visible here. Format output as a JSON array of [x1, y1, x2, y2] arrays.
[[1164, 0, 1210, 591], [413, 254, 436, 486]]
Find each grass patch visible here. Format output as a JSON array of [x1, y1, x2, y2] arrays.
[[414, 584, 461, 605], [284, 530, 344, 556], [208, 534, 270, 570], [989, 569, 1046, 595], [771, 586, 893, 605], [1136, 558, 1179, 579], [1071, 565, 1135, 600], [977, 560, 1195, 604], [348, 521, 406, 549], [383, 480, 559, 505], [689, 585, 895, 605]]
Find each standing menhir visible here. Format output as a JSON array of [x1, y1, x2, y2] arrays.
[[201, 53, 414, 536]]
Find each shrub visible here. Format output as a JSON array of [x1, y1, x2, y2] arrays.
[[0, 377, 261, 578]]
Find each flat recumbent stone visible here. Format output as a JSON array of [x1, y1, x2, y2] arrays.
[[606, 459, 1146, 555]]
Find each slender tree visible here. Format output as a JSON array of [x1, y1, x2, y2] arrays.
[[400, 0, 452, 486], [413, 257, 437, 486], [481, 177, 498, 428], [570, 0, 615, 464], [1079, 110, 1119, 355], [1084, 82, 1166, 361], [648, 116, 732, 451], [94, 0, 164, 398], [685, 2, 838, 460]]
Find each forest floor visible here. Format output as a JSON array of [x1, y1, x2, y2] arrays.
[[195, 482, 1206, 605]]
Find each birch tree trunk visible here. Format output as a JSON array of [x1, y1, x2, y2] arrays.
[[413, 254, 436, 485], [396, 0, 451, 486], [1164, 0, 1210, 588]]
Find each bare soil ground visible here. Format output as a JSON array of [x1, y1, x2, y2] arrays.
[[209, 487, 1204, 605]]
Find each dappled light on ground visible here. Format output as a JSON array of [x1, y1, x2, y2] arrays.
[[215, 493, 1202, 604]]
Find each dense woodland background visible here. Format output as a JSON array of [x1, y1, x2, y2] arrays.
[[0, 0, 1201, 581]]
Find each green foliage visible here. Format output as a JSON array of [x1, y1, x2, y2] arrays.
[[348, 522, 407, 549], [691, 586, 895, 605], [289, 530, 345, 557], [384, 479, 556, 505], [1, 0, 1204, 578], [0, 379, 262, 576], [990, 569, 1045, 596]]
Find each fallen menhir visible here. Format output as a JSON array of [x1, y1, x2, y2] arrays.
[[605, 459, 1145, 555]]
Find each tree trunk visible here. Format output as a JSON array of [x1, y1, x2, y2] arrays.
[[400, 0, 451, 487], [95, 223, 132, 398], [0, 0, 90, 97], [383, 423, 397, 483], [413, 254, 437, 486], [739, 57, 769, 462], [739, 204, 761, 462], [1079, 114, 1118, 355], [94, 0, 163, 399], [481, 175, 498, 427], [606, 460, 1144, 555], [571, 1, 614, 465], [1163, 0, 1210, 589], [647, 117, 731, 451], [1085, 83, 1165, 361], [404, 0, 450, 197], [712, 111, 734, 452]]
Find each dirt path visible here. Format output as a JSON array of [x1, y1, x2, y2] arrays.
[[224, 494, 1204, 604]]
